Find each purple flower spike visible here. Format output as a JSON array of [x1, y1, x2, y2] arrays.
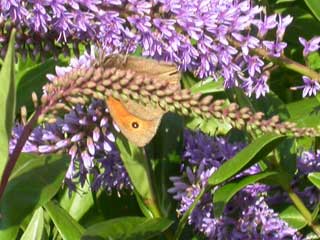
[[10, 51, 133, 194], [1, 0, 294, 98], [169, 130, 302, 239]]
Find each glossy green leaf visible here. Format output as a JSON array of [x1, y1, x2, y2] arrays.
[[305, 0, 320, 21], [191, 77, 224, 94], [0, 29, 16, 179], [186, 116, 232, 136], [226, 87, 254, 109], [16, 58, 64, 112], [276, 0, 296, 3], [135, 190, 154, 218], [181, 72, 198, 89], [312, 202, 320, 221], [115, 135, 152, 200], [20, 207, 45, 240], [307, 52, 320, 71], [59, 182, 94, 221], [148, 113, 183, 217], [280, 205, 307, 229], [45, 200, 84, 240], [305, 232, 319, 240], [279, 6, 320, 41], [213, 172, 277, 217], [208, 134, 286, 185], [81, 217, 173, 240], [276, 139, 297, 178], [0, 153, 68, 239], [286, 97, 320, 128], [308, 172, 320, 189]]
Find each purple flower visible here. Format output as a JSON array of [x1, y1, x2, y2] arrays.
[[254, 14, 278, 37], [10, 50, 133, 194], [299, 36, 320, 56], [299, 76, 320, 97], [169, 130, 302, 239], [10, 99, 132, 194], [297, 150, 320, 174], [263, 40, 287, 58], [236, 197, 301, 239], [245, 55, 264, 77], [1, 0, 294, 98], [276, 15, 293, 40]]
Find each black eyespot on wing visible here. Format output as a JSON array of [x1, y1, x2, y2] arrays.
[[131, 121, 139, 129]]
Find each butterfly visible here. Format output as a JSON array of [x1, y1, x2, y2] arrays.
[[105, 55, 181, 147]]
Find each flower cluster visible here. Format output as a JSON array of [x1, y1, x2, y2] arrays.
[[292, 37, 320, 97], [1, 0, 294, 98], [10, 99, 132, 194], [295, 150, 320, 208], [169, 130, 303, 239]]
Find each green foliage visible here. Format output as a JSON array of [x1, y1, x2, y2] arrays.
[[16, 58, 66, 113], [81, 217, 173, 240], [280, 205, 308, 229], [213, 172, 278, 217], [308, 172, 320, 189], [2, 2, 320, 239], [115, 134, 153, 200], [59, 182, 95, 221], [208, 133, 286, 185], [0, 29, 16, 179], [304, 0, 320, 21], [20, 207, 46, 240], [44, 200, 85, 240], [0, 153, 68, 239]]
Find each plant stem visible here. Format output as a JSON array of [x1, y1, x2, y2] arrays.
[[0, 107, 42, 200], [287, 188, 320, 237], [174, 186, 208, 240]]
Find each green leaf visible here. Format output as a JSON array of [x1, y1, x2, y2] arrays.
[[44, 200, 84, 240], [148, 113, 183, 217], [276, 0, 296, 3], [213, 172, 277, 217], [305, 0, 320, 21], [312, 202, 320, 221], [208, 133, 286, 185], [0, 29, 16, 179], [190, 77, 224, 94], [308, 172, 320, 189], [186, 116, 232, 136], [279, 205, 307, 229], [276, 139, 297, 178], [286, 97, 320, 128], [81, 217, 173, 240], [16, 58, 64, 112], [115, 135, 152, 200], [307, 51, 320, 70], [59, 182, 94, 221], [226, 87, 254, 109], [0, 153, 68, 239], [181, 72, 198, 89], [20, 207, 45, 240]]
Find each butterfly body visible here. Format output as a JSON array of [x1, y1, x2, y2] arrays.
[[105, 55, 181, 147]]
